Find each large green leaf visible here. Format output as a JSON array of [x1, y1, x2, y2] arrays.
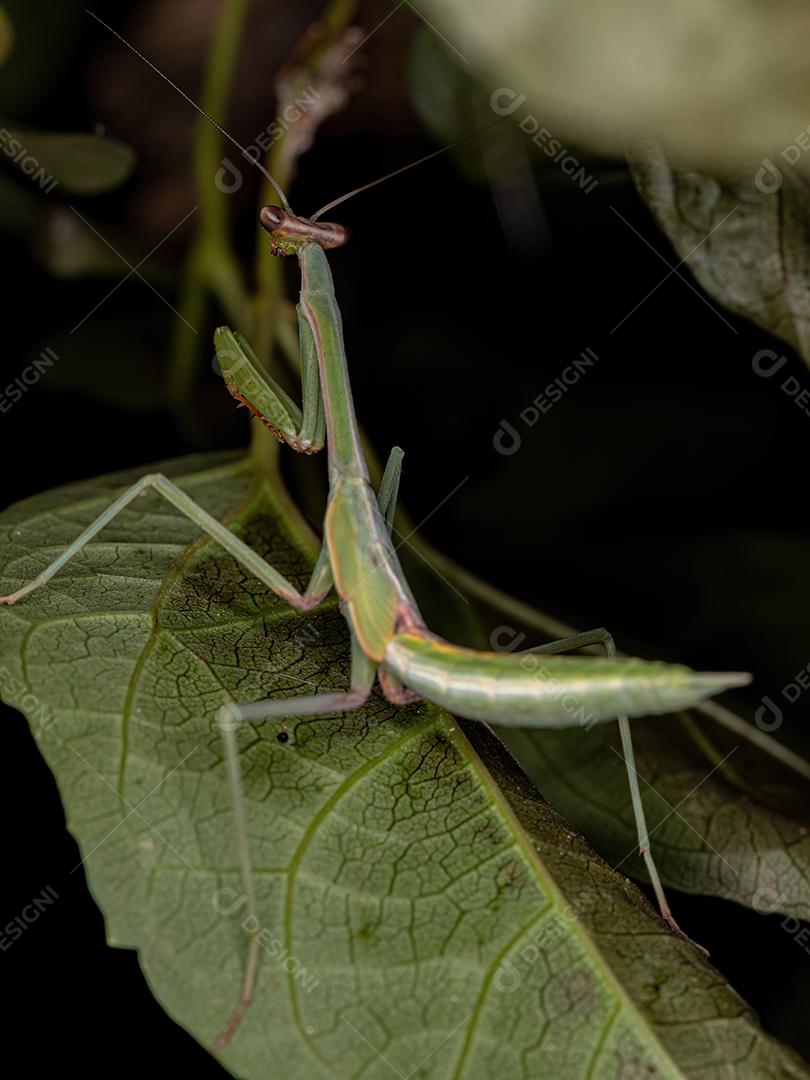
[[631, 142, 810, 364], [1, 453, 806, 1077], [418, 0, 810, 166], [500, 708, 810, 921]]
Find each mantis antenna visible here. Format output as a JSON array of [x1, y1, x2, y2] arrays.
[[310, 117, 505, 221], [85, 9, 292, 212], [87, 9, 504, 224]]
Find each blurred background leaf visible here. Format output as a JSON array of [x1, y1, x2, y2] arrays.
[[33, 204, 147, 278], [419, 0, 810, 167], [631, 142, 810, 367], [409, 26, 521, 184], [3, 127, 135, 193], [499, 707, 810, 919]]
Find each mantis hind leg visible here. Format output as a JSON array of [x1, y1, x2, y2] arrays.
[[213, 635, 375, 1053], [378, 666, 421, 705], [0, 472, 333, 610], [217, 629, 374, 729], [521, 627, 705, 953]]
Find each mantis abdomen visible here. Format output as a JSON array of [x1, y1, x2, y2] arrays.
[[383, 631, 747, 728]]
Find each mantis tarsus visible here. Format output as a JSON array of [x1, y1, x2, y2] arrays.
[[0, 19, 751, 1054]]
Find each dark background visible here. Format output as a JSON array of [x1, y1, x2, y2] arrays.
[[3, 0, 810, 1072]]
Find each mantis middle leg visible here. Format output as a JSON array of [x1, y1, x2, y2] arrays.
[[212, 444, 418, 1048], [214, 633, 376, 1053]]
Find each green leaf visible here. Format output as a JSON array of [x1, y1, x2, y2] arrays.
[[3, 127, 135, 194], [631, 142, 810, 363], [0, 453, 806, 1077], [418, 0, 810, 166], [499, 707, 810, 921]]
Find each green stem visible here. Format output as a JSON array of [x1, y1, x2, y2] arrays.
[[166, 0, 251, 407], [194, 0, 250, 326], [194, 0, 249, 251], [166, 252, 207, 408]]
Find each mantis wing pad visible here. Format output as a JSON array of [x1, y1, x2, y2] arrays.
[[325, 480, 400, 662]]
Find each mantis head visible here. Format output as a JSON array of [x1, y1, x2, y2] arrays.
[[259, 206, 350, 257]]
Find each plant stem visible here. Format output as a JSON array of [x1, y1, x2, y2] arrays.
[[193, 0, 249, 254], [166, 0, 251, 407], [166, 252, 207, 410]]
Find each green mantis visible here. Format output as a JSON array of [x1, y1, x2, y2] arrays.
[[0, 31, 751, 1053]]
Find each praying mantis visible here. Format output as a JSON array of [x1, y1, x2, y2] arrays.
[[0, 17, 751, 1053]]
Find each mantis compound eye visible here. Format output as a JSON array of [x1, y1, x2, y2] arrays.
[[259, 205, 286, 232]]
